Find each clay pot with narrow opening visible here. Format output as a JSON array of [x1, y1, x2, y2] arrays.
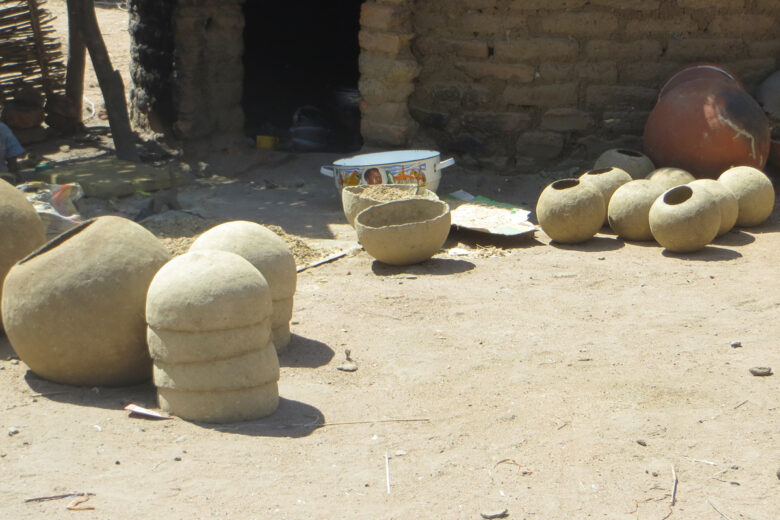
[[688, 179, 738, 236], [189, 221, 297, 351], [593, 149, 655, 179], [649, 184, 720, 253], [607, 180, 666, 241], [536, 178, 605, 244], [2, 216, 170, 386], [643, 78, 770, 178], [647, 167, 696, 191], [717, 166, 775, 227], [579, 167, 632, 224]]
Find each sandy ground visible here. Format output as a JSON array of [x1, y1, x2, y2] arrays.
[[2, 3, 779, 519]]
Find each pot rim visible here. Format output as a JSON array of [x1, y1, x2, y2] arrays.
[[355, 199, 450, 230], [333, 149, 441, 168]]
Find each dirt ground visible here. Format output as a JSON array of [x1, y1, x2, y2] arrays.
[[2, 3, 779, 519]]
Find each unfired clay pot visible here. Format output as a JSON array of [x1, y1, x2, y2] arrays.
[[536, 178, 605, 244], [189, 221, 297, 351], [146, 250, 279, 423], [0, 179, 46, 331], [688, 179, 738, 236], [355, 199, 451, 265], [579, 167, 632, 224], [607, 180, 666, 241], [593, 149, 655, 179], [649, 184, 720, 253], [647, 167, 696, 190], [342, 184, 438, 228], [643, 78, 770, 178], [2, 216, 170, 386], [717, 166, 776, 227]]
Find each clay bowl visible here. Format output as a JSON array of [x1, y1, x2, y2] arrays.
[[355, 199, 451, 266], [342, 184, 439, 228]]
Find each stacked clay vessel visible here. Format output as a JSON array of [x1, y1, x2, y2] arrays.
[[2, 216, 170, 385], [146, 250, 279, 423], [536, 179, 605, 244], [0, 178, 46, 331], [190, 221, 297, 351]]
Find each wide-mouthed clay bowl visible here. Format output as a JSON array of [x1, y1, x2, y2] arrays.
[[342, 184, 439, 228], [355, 199, 451, 265]]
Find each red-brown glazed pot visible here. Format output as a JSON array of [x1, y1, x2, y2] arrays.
[[658, 63, 742, 100]]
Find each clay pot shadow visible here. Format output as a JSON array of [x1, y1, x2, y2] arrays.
[[202, 397, 325, 438], [712, 230, 755, 247], [370, 257, 476, 276], [23, 369, 158, 411], [661, 245, 742, 261], [549, 236, 625, 252], [0, 334, 15, 360], [277, 334, 335, 368]]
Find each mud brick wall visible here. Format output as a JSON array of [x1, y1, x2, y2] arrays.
[[359, 0, 779, 169]]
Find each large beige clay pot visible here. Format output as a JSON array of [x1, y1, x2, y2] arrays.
[[579, 167, 632, 224], [0, 179, 46, 332], [189, 221, 296, 351], [593, 149, 655, 179], [688, 179, 738, 236], [647, 167, 696, 190], [342, 184, 438, 228], [717, 166, 775, 227], [649, 184, 720, 252], [536, 178, 605, 244], [607, 180, 666, 241], [146, 250, 279, 422], [355, 199, 451, 265], [2, 216, 170, 386]]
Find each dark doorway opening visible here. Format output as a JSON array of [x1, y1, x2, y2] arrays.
[[242, 0, 365, 153]]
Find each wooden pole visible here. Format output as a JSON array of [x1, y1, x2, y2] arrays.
[[64, 0, 85, 119]]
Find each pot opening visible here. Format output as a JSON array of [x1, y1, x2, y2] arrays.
[[617, 149, 643, 157], [552, 179, 580, 190], [663, 186, 693, 206], [17, 219, 96, 265], [588, 168, 612, 175]]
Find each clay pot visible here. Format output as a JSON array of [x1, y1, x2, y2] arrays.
[[649, 184, 720, 253], [342, 184, 438, 228], [593, 148, 655, 179], [757, 70, 780, 120], [647, 167, 696, 190], [717, 166, 776, 227], [658, 63, 742, 100], [2, 216, 170, 386], [146, 250, 279, 422], [688, 179, 738, 236], [536, 178, 605, 244], [607, 180, 666, 241], [189, 221, 296, 351], [0, 179, 46, 331], [579, 167, 632, 224], [355, 199, 451, 265], [643, 78, 771, 178]]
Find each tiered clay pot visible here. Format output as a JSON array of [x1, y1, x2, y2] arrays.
[[0, 179, 46, 331], [2, 216, 170, 385], [649, 184, 720, 253], [536, 179, 605, 244], [607, 180, 666, 241], [146, 250, 279, 423], [647, 167, 696, 190], [717, 166, 776, 226], [688, 179, 738, 236], [190, 221, 297, 351], [579, 167, 632, 224], [593, 149, 655, 179]]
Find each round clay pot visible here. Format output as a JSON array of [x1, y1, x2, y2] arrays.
[[607, 180, 666, 241], [688, 179, 738, 236], [189, 221, 296, 351], [579, 167, 632, 224], [757, 70, 780, 120], [2, 216, 170, 386], [355, 199, 451, 265], [342, 184, 439, 228], [0, 179, 46, 331], [536, 178, 605, 244], [649, 184, 721, 253], [647, 167, 696, 190], [643, 78, 770, 178], [593, 148, 655, 179], [717, 166, 776, 227], [658, 62, 742, 100]]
